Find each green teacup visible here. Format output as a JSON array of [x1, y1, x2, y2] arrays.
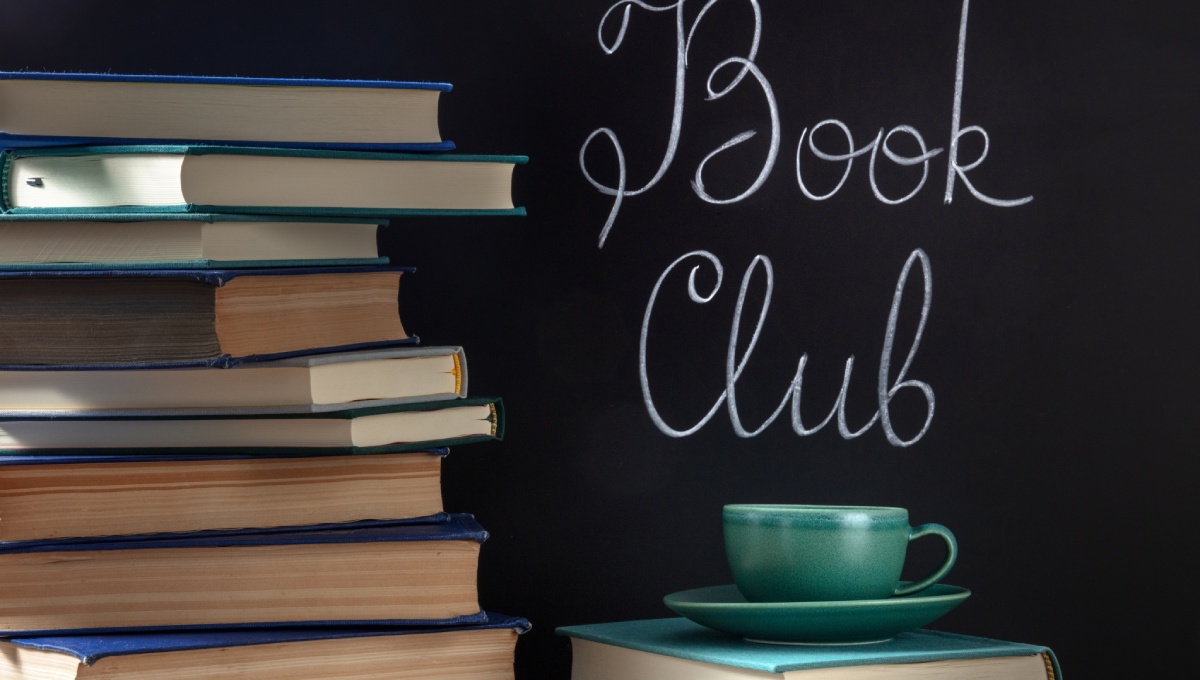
[[723, 504, 958, 602]]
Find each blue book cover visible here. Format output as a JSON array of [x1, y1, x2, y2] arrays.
[[558, 618, 1061, 678], [0, 212, 390, 270], [0, 71, 456, 151], [0, 515, 492, 635], [0, 144, 528, 218], [0, 265, 417, 368], [0, 512, 488, 554], [2, 613, 530, 666]]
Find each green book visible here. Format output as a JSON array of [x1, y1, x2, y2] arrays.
[[557, 618, 1061, 679], [1, 145, 526, 217]]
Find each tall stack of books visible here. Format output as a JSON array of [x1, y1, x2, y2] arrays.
[[0, 72, 528, 680]]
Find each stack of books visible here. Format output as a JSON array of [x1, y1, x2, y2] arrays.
[[0, 71, 529, 680]]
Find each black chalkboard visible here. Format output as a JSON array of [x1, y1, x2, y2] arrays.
[[1, 1, 1196, 677]]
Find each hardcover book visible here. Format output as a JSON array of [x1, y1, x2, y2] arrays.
[[0, 346, 467, 413], [558, 618, 1061, 680], [0, 514, 490, 634], [0, 266, 413, 367], [0, 213, 389, 269], [0, 449, 450, 543], [0, 72, 454, 150], [1, 145, 527, 217], [0, 396, 504, 453], [0, 614, 529, 680]]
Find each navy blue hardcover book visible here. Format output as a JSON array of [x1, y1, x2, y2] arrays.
[[0, 614, 530, 679], [0, 448, 451, 544], [0, 265, 415, 368], [0, 514, 491, 635], [0, 71, 455, 151], [1, 144, 527, 218]]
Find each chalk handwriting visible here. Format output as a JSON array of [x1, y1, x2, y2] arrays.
[[944, 0, 1032, 206], [639, 249, 935, 446], [581, 0, 770, 247], [796, 122, 943, 206], [582, 0, 1031, 247]]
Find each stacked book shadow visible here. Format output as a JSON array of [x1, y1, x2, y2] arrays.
[[0, 71, 528, 680]]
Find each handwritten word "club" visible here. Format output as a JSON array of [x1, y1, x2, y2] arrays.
[[639, 249, 935, 446], [581, 0, 1032, 247]]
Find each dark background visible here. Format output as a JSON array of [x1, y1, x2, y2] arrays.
[[2, 1, 1196, 677]]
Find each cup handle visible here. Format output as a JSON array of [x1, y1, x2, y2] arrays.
[[892, 522, 958, 597]]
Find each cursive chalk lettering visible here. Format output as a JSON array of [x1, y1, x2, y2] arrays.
[[583, 0, 1031, 246], [640, 248, 935, 446], [582, 0, 769, 247], [944, 0, 1032, 206], [796, 122, 944, 205]]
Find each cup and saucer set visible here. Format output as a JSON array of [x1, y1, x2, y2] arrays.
[[663, 504, 970, 645]]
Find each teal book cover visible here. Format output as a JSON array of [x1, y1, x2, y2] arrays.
[[0, 395, 504, 455], [558, 618, 1061, 678], [0, 145, 528, 218]]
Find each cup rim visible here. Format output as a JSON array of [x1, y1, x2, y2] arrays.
[[723, 504, 908, 514]]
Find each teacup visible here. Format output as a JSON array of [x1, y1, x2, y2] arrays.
[[723, 504, 957, 602]]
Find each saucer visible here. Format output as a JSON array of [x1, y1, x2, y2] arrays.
[[662, 582, 970, 645]]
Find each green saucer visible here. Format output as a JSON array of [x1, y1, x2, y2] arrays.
[[663, 583, 971, 645]]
